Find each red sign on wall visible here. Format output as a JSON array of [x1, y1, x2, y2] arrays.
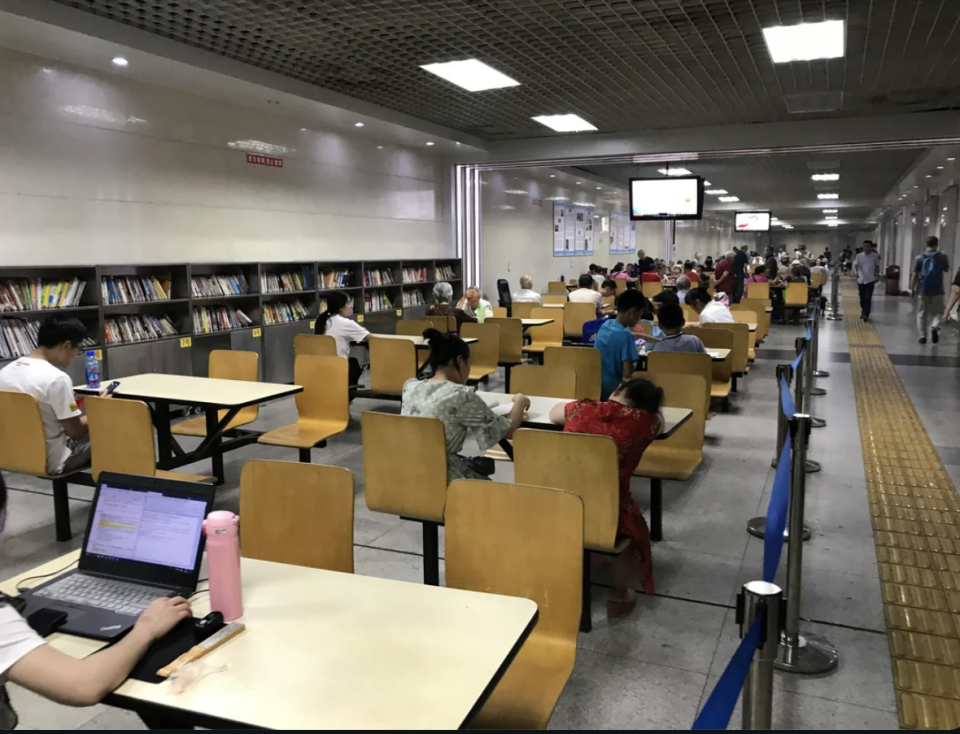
[[531, 198, 543, 206], [246, 153, 283, 168]]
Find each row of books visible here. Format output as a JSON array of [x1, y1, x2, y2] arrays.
[[0, 319, 95, 358], [104, 315, 177, 345], [321, 270, 352, 289], [363, 269, 395, 287], [0, 278, 87, 312], [102, 276, 170, 304], [364, 290, 394, 313], [436, 266, 458, 280], [260, 270, 311, 293], [193, 306, 254, 334], [402, 267, 429, 284], [191, 274, 249, 298], [401, 289, 426, 307], [263, 301, 309, 325]]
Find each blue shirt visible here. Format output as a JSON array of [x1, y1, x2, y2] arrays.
[[594, 319, 639, 400]]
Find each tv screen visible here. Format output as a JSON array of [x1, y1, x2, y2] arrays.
[[629, 177, 703, 220], [735, 211, 771, 232]]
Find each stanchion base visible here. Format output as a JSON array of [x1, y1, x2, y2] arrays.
[[775, 633, 839, 675], [814, 370, 830, 377], [806, 459, 821, 473], [826, 315, 843, 321], [809, 387, 827, 396], [811, 416, 826, 428], [746, 517, 812, 541]]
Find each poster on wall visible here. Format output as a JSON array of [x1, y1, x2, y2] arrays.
[[610, 212, 621, 254], [573, 207, 586, 256], [553, 203, 566, 256], [585, 213, 595, 255], [628, 219, 637, 255], [563, 204, 576, 256]]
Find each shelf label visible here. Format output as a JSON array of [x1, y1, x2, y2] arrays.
[[94, 349, 102, 360], [252, 328, 262, 338], [309, 320, 315, 329], [357, 315, 364, 323], [180, 337, 192, 348], [396, 309, 403, 317]]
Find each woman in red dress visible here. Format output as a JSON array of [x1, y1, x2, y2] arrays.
[[549, 378, 663, 619]]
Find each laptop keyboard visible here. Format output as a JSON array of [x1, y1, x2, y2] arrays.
[[34, 574, 170, 616]]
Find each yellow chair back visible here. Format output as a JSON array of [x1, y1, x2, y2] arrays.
[[542, 294, 568, 305], [686, 327, 733, 384], [294, 354, 350, 425], [86, 396, 158, 480], [641, 281, 663, 299], [294, 333, 337, 357], [544, 346, 601, 400], [745, 281, 770, 301], [491, 306, 508, 318], [0, 390, 53, 476], [526, 307, 564, 350], [510, 302, 536, 319], [785, 282, 808, 307], [701, 322, 749, 373], [209, 349, 259, 426], [460, 322, 500, 379], [369, 337, 417, 394], [647, 352, 712, 417], [396, 320, 429, 337], [421, 315, 457, 332], [547, 281, 567, 294], [488, 318, 524, 364], [739, 298, 770, 341], [563, 301, 596, 339], [635, 373, 706, 468], [509, 365, 577, 399]]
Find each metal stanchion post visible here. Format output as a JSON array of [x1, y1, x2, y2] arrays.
[[776, 415, 838, 675], [807, 318, 826, 397], [739, 581, 783, 730], [794, 337, 821, 473], [826, 265, 843, 321], [812, 308, 830, 378]]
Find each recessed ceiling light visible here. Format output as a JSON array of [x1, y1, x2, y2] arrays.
[[944, 207, 949, 211], [503, 189, 528, 195], [937, 166, 944, 170], [782, 224, 794, 229], [455, 142, 461, 146], [111, 56, 129, 67], [377, 145, 383, 149], [354, 122, 364, 128], [657, 168, 692, 176], [825, 215, 838, 220], [420, 58, 520, 92], [596, 186, 602, 190], [719, 196, 740, 202], [817, 193, 839, 200], [950, 158, 957, 161], [811, 173, 840, 181], [926, 174, 933, 178], [706, 189, 728, 195], [822, 209, 838, 213], [544, 196, 569, 201], [531, 114, 598, 133], [576, 181, 581, 185], [826, 222, 840, 227], [914, 185, 919, 188], [763, 20, 845, 63], [704, 181, 712, 186], [549, 174, 556, 178], [425, 141, 435, 146]]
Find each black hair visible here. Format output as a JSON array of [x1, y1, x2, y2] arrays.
[[685, 288, 713, 310], [422, 328, 470, 371], [578, 273, 594, 288], [601, 279, 617, 292], [619, 378, 664, 414], [753, 264, 766, 276], [314, 291, 351, 335], [657, 302, 685, 330], [683, 260, 695, 270], [37, 317, 88, 349], [704, 256, 714, 265], [652, 291, 679, 306], [612, 262, 624, 273], [616, 289, 647, 314], [927, 236, 939, 248], [589, 263, 598, 272]]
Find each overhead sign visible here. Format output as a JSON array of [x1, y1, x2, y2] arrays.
[[247, 153, 283, 168]]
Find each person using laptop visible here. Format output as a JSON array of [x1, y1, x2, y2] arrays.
[[0, 475, 192, 710]]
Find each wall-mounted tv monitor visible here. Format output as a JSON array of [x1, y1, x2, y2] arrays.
[[629, 176, 704, 221], [735, 211, 772, 232]]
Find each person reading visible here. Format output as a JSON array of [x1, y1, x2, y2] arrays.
[[313, 291, 369, 387], [649, 303, 706, 353], [686, 287, 734, 324]]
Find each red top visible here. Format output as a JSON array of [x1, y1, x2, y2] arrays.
[[640, 272, 661, 283], [713, 258, 735, 293], [685, 271, 699, 285]]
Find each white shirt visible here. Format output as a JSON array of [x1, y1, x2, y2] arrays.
[[699, 300, 736, 324], [0, 357, 81, 474], [854, 251, 881, 285], [461, 298, 493, 320], [592, 274, 605, 287], [322, 314, 370, 359], [512, 289, 542, 305], [0, 605, 43, 680], [677, 290, 689, 304], [568, 288, 604, 315]]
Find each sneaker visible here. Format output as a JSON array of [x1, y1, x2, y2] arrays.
[[920, 337, 928, 344], [933, 327, 940, 344]]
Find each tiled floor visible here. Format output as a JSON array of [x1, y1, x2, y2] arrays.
[[5, 288, 955, 729]]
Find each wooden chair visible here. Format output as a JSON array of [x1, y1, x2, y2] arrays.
[[460, 322, 500, 382], [0, 390, 95, 542], [602, 295, 615, 310], [258, 355, 349, 461], [510, 301, 537, 319], [509, 364, 577, 399], [547, 281, 567, 294], [361, 412, 447, 585], [491, 306, 508, 318], [172, 350, 259, 438], [445, 480, 582, 729], [542, 294, 567, 305], [240, 460, 354, 573], [615, 279, 628, 294], [647, 351, 713, 419], [784, 282, 808, 321], [396, 320, 429, 368], [294, 333, 337, 357], [421, 315, 457, 332], [745, 281, 770, 301], [739, 298, 770, 344], [729, 308, 759, 361], [684, 327, 733, 408], [641, 281, 663, 299], [681, 304, 699, 325], [522, 307, 564, 362], [85, 397, 215, 483], [701, 322, 750, 384], [563, 301, 596, 341], [514, 429, 627, 633], [544, 346, 601, 400], [489, 317, 530, 392], [368, 336, 417, 397], [632, 373, 707, 541]]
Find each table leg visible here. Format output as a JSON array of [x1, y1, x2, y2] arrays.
[[650, 478, 663, 541], [153, 402, 174, 463], [580, 549, 592, 633], [497, 438, 514, 460], [138, 710, 194, 729], [422, 521, 440, 586], [205, 409, 225, 486]]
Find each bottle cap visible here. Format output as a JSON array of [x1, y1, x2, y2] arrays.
[[86, 350, 96, 356], [205, 510, 238, 529]]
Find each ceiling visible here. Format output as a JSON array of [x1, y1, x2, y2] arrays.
[[50, 0, 960, 141]]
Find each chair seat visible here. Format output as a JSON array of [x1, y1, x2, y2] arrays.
[[522, 343, 563, 354], [171, 411, 257, 437], [468, 366, 498, 381], [634, 450, 701, 481], [711, 380, 732, 399], [499, 358, 533, 367], [467, 636, 575, 730], [155, 469, 216, 483], [485, 441, 512, 461], [258, 419, 348, 449]]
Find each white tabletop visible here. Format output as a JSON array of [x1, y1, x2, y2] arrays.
[[75, 373, 301, 408], [706, 348, 731, 362], [540, 303, 565, 309], [766, 307, 773, 313], [371, 334, 477, 346], [477, 392, 691, 440], [5, 552, 537, 730], [521, 318, 554, 327]]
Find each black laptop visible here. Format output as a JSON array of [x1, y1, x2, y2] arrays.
[[21, 472, 214, 641]]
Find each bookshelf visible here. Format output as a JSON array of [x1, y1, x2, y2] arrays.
[[0, 259, 463, 384]]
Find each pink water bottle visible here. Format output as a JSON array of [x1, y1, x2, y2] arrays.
[[203, 511, 243, 621]]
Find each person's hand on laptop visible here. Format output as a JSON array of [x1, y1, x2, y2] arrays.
[[134, 596, 193, 641]]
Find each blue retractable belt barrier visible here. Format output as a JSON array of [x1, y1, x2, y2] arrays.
[[764, 432, 792, 583], [780, 372, 795, 419], [692, 620, 762, 730]]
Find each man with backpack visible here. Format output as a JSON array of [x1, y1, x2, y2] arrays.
[[911, 236, 951, 344]]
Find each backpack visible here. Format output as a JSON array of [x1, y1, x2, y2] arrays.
[[918, 252, 942, 293]]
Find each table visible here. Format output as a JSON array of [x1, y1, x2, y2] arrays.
[[75, 374, 302, 484], [370, 334, 478, 347], [4, 552, 538, 730], [520, 318, 554, 328], [540, 303, 565, 309], [706, 348, 731, 362]]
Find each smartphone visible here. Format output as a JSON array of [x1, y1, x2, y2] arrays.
[[635, 337, 646, 348], [105, 381, 121, 395]]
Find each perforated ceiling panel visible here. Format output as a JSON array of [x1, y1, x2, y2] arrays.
[[51, 0, 960, 140]]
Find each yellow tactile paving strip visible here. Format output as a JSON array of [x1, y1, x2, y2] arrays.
[[843, 283, 960, 728]]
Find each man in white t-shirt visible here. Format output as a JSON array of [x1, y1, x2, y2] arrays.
[[458, 286, 494, 321], [589, 264, 605, 287], [0, 317, 100, 475], [853, 240, 882, 321], [512, 275, 543, 305], [568, 273, 604, 316], [687, 288, 735, 323]]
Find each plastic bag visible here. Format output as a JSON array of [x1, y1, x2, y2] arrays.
[[168, 659, 227, 695]]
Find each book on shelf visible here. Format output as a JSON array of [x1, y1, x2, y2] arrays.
[[192, 306, 254, 334], [263, 300, 309, 325], [0, 318, 95, 358], [260, 269, 312, 294], [362, 268, 395, 287], [321, 270, 352, 289], [364, 290, 394, 313], [402, 267, 428, 284], [104, 314, 177, 345], [0, 278, 87, 312], [101, 275, 170, 304], [436, 265, 458, 281], [191, 274, 249, 298], [401, 289, 426, 307]]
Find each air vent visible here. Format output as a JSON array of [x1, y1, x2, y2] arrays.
[[785, 92, 844, 114]]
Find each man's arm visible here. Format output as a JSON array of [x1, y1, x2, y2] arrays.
[[910, 259, 920, 292], [621, 359, 636, 382], [60, 415, 88, 440], [944, 284, 960, 320]]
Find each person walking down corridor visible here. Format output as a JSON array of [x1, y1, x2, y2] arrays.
[[912, 236, 951, 344], [853, 240, 881, 321]]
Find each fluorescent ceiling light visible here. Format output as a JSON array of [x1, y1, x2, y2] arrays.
[[704, 181, 712, 186], [531, 114, 598, 132], [718, 196, 740, 202], [354, 122, 364, 128], [503, 189, 527, 195], [706, 189, 728, 195], [420, 59, 520, 92], [949, 157, 957, 161], [425, 141, 435, 146], [657, 168, 692, 176], [572, 202, 596, 207], [596, 186, 602, 190], [811, 173, 840, 181], [763, 20, 845, 63], [817, 193, 839, 200], [825, 215, 838, 220], [549, 174, 556, 178], [494, 204, 516, 211], [111, 56, 129, 67], [827, 222, 840, 227], [544, 196, 569, 201], [937, 166, 944, 170], [822, 209, 838, 213]]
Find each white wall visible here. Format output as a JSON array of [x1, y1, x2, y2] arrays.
[[0, 47, 452, 265], [769, 231, 856, 255], [673, 216, 741, 262]]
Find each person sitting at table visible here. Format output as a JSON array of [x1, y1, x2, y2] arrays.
[[611, 262, 630, 280], [428, 282, 473, 330], [650, 303, 706, 353], [594, 289, 646, 400], [600, 279, 618, 298], [548, 378, 664, 614], [568, 274, 604, 316], [314, 291, 369, 387], [686, 287, 735, 324], [703, 256, 715, 273], [401, 329, 529, 482], [683, 260, 699, 286], [457, 286, 494, 322], [675, 275, 692, 303], [744, 264, 771, 298], [638, 260, 660, 284], [0, 478, 191, 715], [511, 275, 542, 305]]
